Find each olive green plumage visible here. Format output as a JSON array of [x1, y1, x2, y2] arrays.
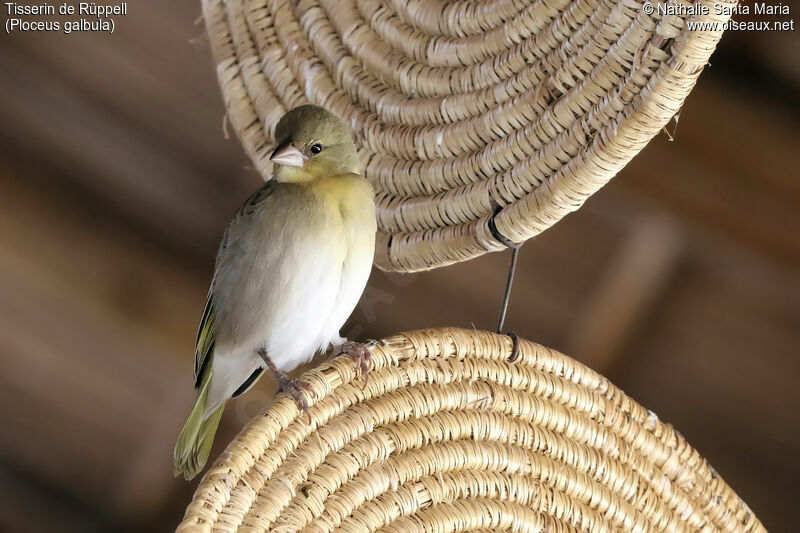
[[173, 105, 377, 480]]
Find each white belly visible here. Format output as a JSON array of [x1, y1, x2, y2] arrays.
[[205, 181, 375, 411]]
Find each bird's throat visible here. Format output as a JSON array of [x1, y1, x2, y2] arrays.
[[274, 165, 316, 183]]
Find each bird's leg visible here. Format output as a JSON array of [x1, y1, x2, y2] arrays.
[[257, 347, 314, 423], [333, 340, 380, 386]]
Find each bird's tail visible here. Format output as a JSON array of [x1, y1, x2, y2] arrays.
[[173, 376, 226, 481]]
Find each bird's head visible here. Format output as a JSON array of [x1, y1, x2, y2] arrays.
[[269, 105, 361, 183]]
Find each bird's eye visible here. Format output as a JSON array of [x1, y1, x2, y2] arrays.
[[309, 143, 324, 155]]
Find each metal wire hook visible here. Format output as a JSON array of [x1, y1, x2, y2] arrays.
[[488, 205, 522, 363]]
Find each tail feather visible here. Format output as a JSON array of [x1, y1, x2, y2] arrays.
[[174, 377, 226, 481]]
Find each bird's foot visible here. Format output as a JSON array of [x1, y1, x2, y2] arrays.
[[276, 373, 314, 424], [336, 340, 380, 387], [258, 347, 314, 423]]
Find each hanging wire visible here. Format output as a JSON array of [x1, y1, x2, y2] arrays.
[[496, 246, 519, 333], [488, 204, 522, 362]]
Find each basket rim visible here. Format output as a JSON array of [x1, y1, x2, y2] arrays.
[[178, 327, 764, 533]]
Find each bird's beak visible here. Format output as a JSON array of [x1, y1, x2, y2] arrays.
[[269, 141, 305, 167]]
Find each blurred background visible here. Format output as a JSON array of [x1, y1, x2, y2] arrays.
[[0, 1, 797, 531]]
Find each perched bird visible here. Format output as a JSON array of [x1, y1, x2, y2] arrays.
[[173, 105, 377, 480]]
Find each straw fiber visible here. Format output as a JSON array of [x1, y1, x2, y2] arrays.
[[178, 328, 764, 532], [202, 0, 734, 271]]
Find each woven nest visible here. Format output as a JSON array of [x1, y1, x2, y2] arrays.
[[202, 0, 733, 272], [178, 328, 764, 532]]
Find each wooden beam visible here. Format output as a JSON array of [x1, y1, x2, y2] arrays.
[[565, 215, 684, 373], [0, 166, 207, 525]]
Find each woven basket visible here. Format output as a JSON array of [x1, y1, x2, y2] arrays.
[[178, 328, 764, 532], [202, 0, 734, 272]]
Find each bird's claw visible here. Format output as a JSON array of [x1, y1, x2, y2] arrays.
[[259, 347, 315, 423], [275, 373, 314, 424], [337, 340, 379, 387], [284, 379, 314, 424]]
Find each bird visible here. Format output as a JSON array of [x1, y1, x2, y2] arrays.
[[173, 104, 377, 481]]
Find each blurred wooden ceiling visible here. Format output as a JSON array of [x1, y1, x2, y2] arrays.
[[0, 2, 798, 531]]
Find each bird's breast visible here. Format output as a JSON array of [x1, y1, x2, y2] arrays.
[[306, 174, 377, 250]]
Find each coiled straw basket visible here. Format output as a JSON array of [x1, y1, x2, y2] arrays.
[[184, 1, 763, 531], [201, 0, 736, 272], [178, 329, 764, 532]]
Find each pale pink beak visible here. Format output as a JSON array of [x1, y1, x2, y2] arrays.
[[269, 142, 305, 167]]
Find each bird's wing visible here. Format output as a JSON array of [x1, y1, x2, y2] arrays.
[[193, 291, 216, 388], [193, 182, 278, 388]]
